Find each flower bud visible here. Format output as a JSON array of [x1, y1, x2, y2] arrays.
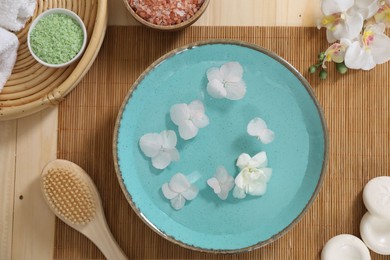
[[336, 62, 348, 74], [318, 52, 325, 61], [319, 70, 328, 80], [309, 65, 317, 74]]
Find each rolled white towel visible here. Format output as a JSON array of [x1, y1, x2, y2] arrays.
[[0, 27, 19, 92], [0, 0, 36, 32]]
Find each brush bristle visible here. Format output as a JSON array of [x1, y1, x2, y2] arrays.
[[42, 167, 96, 225]]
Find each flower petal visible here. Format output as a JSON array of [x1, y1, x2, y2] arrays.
[[345, 41, 376, 70], [259, 129, 275, 144], [248, 182, 267, 196], [217, 189, 229, 200], [262, 168, 273, 182], [162, 183, 178, 199], [223, 178, 235, 192], [170, 194, 186, 210], [236, 153, 251, 169], [321, 0, 354, 16], [191, 114, 209, 129], [233, 186, 246, 199], [139, 133, 163, 158], [326, 29, 338, 43], [225, 80, 246, 100], [207, 177, 222, 194], [207, 67, 223, 82], [207, 79, 227, 99], [215, 166, 229, 183], [341, 14, 364, 40], [188, 100, 205, 113], [220, 62, 244, 82], [247, 117, 267, 136], [169, 173, 191, 193], [178, 120, 199, 140], [170, 104, 189, 126], [188, 100, 209, 128], [165, 148, 180, 162], [250, 151, 268, 168], [151, 152, 171, 170], [354, 0, 380, 19], [160, 130, 177, 149], [234, 172, 245, 189], [181, 185, 199, 200], [371, 34, 390, 64]]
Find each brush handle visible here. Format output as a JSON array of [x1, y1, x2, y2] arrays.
[[80, 212, 128, 260]]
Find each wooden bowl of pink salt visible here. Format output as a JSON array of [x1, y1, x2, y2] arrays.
[[124, 0, 210, 31]]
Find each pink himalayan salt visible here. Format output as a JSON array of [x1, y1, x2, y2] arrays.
[[129, 0, 205, 26]]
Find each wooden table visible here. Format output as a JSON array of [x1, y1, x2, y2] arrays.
[[0, 0, 320, 259]]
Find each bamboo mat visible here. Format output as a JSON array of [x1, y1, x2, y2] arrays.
[[57, 26, 390, 259]]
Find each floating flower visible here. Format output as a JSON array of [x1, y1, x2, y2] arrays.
[[247, 118, 275, 144], [207, 166, 235, 200], [139, 130, 179, 170], [170, 100, 209, 140], [318, 0, 364, 43], [344, 23, 390, 70], [162, 173, 199, 210], [233, 152, 272, 199], [206, 62, 246, 100], [374, 0, 390, 26]]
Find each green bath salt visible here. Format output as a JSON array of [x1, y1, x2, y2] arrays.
[[30, 13, 84, 64]]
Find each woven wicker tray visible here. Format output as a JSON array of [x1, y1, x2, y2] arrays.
[[0, 0, 107, 121]]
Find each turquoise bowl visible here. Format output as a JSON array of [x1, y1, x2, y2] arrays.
[[113, 40, 328, 253]]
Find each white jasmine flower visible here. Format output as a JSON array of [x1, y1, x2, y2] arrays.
[[247, 118, 275, 144], [344, 23, 390, 70], [162, 173, 199, 210], [139, 130, 179, 170], [170, 100, 209, 140], [374, 0, 390, 27], [206, 62, 246, 100], [318, 0, 364, 43], [233, 152, 272, 199], [207, 166, 235, 200]]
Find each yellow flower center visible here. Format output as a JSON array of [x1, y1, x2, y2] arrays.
[[321, 13, 344, 31], [363, 30, 375, 47]]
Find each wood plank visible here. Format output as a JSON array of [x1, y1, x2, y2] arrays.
[[0, 120, 17, 260], [11, 107, 58, 260]]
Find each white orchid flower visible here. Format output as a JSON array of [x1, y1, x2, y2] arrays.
[[233, 152, 272, 199], [206, 62, 247, 100], [344, 23, 390, 70], [318, 0, 364, 43], [374, 0, 390, 27], [247, 118, 275, 144], [207, 166, 235, 200], [170, 100, 209, 140], [162, 173, 199, 210], [139, 130, 179, 170], [321, 41, 348, 68]]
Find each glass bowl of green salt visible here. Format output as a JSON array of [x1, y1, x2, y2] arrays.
[[27, 8, 87, 68]]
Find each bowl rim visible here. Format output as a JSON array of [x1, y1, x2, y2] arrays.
[[112, 39, 329, 254], [27, 8, 88, 68], [122, 0, 210, 31]]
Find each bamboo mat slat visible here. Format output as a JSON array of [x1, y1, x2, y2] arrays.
[[57, 26, 390, 260]]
